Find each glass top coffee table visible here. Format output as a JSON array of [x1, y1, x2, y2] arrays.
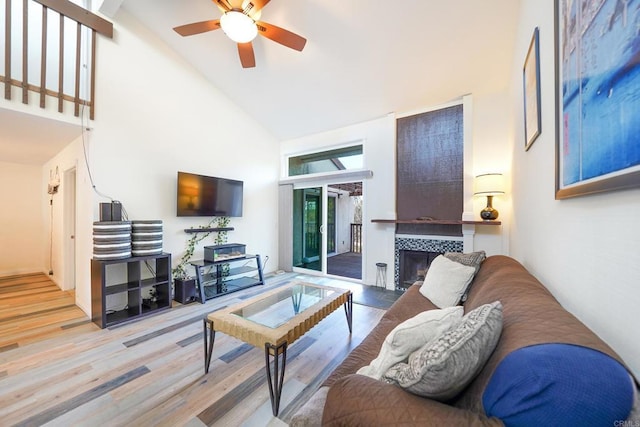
[[203, 281, 353, 416]]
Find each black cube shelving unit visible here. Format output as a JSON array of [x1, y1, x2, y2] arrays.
[[91, 253, 171, 328]]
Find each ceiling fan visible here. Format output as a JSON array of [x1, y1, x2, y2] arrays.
[[173, 0, 307, 68]]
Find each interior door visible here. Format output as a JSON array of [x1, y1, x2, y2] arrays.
[[293, 187, 323, 272], [64, 167, 77, 290]]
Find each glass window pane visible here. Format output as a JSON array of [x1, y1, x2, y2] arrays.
[[288, 145, 363, 176]]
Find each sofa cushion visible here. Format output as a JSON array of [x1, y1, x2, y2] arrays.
[[482, 343, 635, 426], [322, 374, 501, 426], [357, 306, 463, 380], [383, 301, 503, 401], [419, 255, 477, 308]]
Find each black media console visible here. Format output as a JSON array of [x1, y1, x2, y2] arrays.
[[190, 254, 264, 303]]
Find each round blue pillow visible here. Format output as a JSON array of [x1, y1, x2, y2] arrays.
[[482, 343, 634, 426]]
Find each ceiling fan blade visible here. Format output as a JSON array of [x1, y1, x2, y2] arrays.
[[173, 20, 221, 37], [237, 42, 256, 68], [212, 0, 231, 12], [244, 0, 270, 14], [228, 0, 244, 9], [256, 21, 306, 51]]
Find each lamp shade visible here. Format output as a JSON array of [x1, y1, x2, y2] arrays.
[[474, 173, 505, 196], [220, 11, 258, 43]]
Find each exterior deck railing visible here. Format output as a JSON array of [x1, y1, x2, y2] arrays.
[[350, 223, 362, 253]]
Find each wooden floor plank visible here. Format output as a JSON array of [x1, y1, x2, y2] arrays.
[[0, 272, 397, 425], [0, 274, 88, 354], [0, 286, 60, 299], [0, 288, 74, 305], [17, 366, 151, 426], [0, 273, 51, 286]]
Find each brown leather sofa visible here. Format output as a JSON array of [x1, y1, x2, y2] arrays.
[[303, 255, 638, 425]]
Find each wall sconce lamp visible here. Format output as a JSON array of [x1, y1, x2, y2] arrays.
[[474, 173, 505, 220]]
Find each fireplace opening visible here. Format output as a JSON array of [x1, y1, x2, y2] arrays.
[[398, 250, 442, 290]]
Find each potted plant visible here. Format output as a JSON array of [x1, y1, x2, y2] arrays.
[[172, 217, 230, 303]]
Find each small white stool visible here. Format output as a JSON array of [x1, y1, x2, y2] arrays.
[[375, 262, 387, 289]]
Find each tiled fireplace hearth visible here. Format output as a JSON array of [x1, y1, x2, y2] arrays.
[[395, 236, 463, 291]]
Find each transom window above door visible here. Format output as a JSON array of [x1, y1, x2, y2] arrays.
[[288, 145, 363, 177]]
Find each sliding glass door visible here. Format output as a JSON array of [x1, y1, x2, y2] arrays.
[[291, 182, 363, 281], [293, 187, 323, 272]]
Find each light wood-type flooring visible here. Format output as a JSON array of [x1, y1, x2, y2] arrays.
[[0, 272, 388, 426]]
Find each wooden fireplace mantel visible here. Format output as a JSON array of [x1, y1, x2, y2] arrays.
[[371, 219, 501, 225]]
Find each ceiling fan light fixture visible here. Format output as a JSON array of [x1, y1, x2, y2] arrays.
[[220, 11, 258, 43]]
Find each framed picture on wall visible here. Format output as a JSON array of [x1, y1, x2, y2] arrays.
[[555, 0, 640, 199], [523, 27, 541, 151]]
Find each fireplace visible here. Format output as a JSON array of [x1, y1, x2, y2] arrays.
[[398, 250, 441, 289], [395, 236, 463, 291]]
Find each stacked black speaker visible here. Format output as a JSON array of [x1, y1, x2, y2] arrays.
[[131, 220, 163, 256], [93, 203, 163, 260], [92, 221, 132, 260]]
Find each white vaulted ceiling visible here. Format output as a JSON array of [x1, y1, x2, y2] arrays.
[[0, 0, 522, 164], [117, 0, 522, 141]]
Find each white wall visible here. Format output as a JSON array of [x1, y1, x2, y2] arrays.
[[509, 1, 640, 377], [42, 137, 93, 315], [21, 9, 280, 316], [280, 95, 513, 288], [0, 161, 44, 276], [470, 91, 513, 256], [281, 115, 397, 288]]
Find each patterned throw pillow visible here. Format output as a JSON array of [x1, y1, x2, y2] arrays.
[[444, 250, 486, 302], [383, 301, 503, 401], [444, 250, 486, 272]]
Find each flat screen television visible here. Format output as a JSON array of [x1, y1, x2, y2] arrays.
[[176, 171, 243, 217]]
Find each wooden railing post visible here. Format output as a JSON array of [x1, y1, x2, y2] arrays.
[[4, 0, 11, 100], [74, 21, 81, 117], [22, 0, 28, 104], [57, 13, 64, 112], [89, 29, 96, 120], [40, 5, 48, 108]]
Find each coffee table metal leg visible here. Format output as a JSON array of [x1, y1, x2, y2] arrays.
[[344, 292, 353, 333], [265, 342, 287, 416], [203, 318, 215, 373]]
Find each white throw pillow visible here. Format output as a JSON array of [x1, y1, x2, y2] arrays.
[[419, 255, 477, 308], [356, 306, 463, 380]]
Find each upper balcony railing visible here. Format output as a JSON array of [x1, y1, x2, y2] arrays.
[[1, 0, 112, 119]]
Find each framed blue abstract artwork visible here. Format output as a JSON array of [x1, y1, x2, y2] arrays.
[[555, 0, 640, 199]]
